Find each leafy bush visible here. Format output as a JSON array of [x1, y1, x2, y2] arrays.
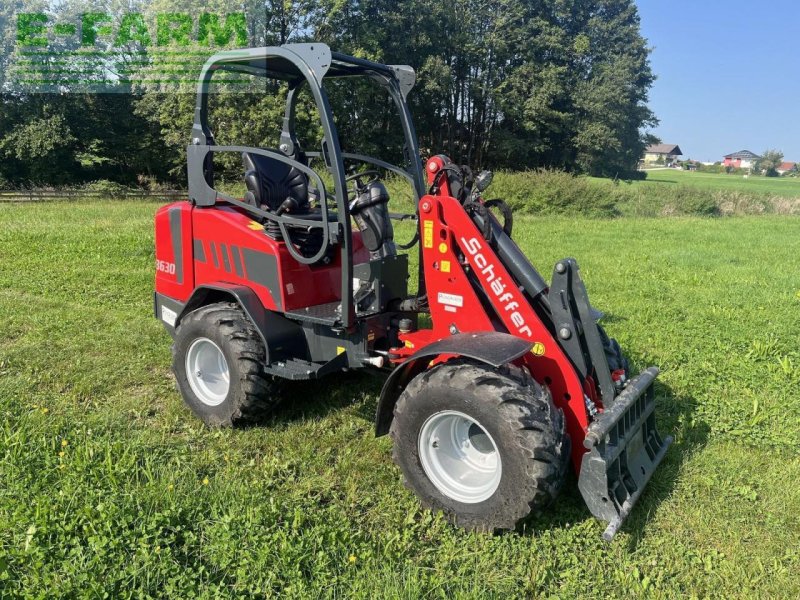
[[697, 163, 726, 174], [478, 170, 799, 218], [491, 170, 620, 217], [136, 174, 175, 192], [488, 170, 721, 218], [663, 187, 719, 216]]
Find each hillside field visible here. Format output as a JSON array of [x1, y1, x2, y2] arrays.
[[627, 169, 800, 197], [1, 201, 799, 598]]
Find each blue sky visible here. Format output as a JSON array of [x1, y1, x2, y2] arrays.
[[636, 1, 798, 162]]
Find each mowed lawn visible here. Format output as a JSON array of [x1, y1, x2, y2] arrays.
[[1, 201, 799, 598], [625, 169, 800, 198]]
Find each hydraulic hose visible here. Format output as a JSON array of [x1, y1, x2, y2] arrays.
[[472, 213, 551, 306]]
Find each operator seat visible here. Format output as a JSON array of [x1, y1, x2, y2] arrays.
[[242, 152, 309, 215], [242, 152, 333, 263]]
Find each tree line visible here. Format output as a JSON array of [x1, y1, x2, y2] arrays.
[[0, 0, 657, 188]]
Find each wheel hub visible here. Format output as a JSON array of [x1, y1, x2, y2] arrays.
[[418, 410, 502, 504], [185, 337, 230, 407]]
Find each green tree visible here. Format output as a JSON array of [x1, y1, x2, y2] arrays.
[[0, 112, 78, 185], [755, 149, 784, 177], [1, 0, 658, 186]]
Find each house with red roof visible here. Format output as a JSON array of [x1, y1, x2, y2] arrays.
[[777, 162, 797, 175]]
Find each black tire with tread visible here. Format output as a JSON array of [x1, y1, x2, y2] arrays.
[[598, 323, 630, 376], [389, 360, 569, 531], [172, 302, 281, 427]]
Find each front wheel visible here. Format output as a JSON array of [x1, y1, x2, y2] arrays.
[[390, 360, 568, 531], [598, 324, 630, 377]]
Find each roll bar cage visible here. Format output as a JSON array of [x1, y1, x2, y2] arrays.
[[187, 43, 426, 329]]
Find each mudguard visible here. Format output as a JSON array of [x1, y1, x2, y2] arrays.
[[374, 331, 533, 436], [177, 284, 310, 364]]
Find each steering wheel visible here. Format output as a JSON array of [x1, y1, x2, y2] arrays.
[[345, 169, 381, 194], [315, 170, 382, 210]]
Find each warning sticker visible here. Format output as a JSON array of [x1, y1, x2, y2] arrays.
[[423, 220, 434, 249], [437, 292, 464, 308], [531, 342, 546, 357]]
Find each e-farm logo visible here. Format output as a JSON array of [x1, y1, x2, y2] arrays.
[[16, 13, 248, 49], [10, 12, 251, 93]]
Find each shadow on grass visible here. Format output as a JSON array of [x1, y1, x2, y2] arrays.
[[643, 179, 679, 185], [260, 368, 384, 428], [619, 378, 708, 550], [250, 352, 707, 547], [595, 312, 626, 325], [519, 353, 708, 545]]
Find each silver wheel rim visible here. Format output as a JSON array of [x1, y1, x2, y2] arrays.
[[418, 410, 502, 504], [185, 337, 230, 407]]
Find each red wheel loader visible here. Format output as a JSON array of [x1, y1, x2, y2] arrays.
[[154, 44, 672, 540]]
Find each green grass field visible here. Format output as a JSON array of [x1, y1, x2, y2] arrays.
[[628, 169, 800, 198], [1, 201, 799, 598]]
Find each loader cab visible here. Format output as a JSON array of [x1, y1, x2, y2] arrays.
[[186, 44, 426, 328]]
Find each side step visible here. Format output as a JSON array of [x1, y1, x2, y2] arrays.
[[285, 301, 342, 326], [577, 367, 673, 540], [264, 352, 348, 380]]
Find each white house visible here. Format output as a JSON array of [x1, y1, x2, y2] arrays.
[[643, 144, 683, 166]]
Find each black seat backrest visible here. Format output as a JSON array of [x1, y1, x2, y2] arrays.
[[242, 152, 309, 213]]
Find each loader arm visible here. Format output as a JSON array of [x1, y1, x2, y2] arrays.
[[414, 157, 672, 539], [416, 191, 591, 469]]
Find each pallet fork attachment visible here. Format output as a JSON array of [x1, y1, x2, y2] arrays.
[[579, 367, 673, 540], [549, 259, 673, 540]]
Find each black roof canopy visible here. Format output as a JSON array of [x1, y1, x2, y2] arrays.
[[200, 44, 415, 98]]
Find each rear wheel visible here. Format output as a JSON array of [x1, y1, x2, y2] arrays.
[[172, 302, 282, 427], [390, 360, 568, 531]]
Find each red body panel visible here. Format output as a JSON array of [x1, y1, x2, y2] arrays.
[[155, 201, 368, 310], [154, 203, 194, 301]]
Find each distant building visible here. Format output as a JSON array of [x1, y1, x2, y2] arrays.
[[777, 162, 797, 175], [683, 160, 699, 171], [643, 144, 683, 166], [723, 150, 761, 170]]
